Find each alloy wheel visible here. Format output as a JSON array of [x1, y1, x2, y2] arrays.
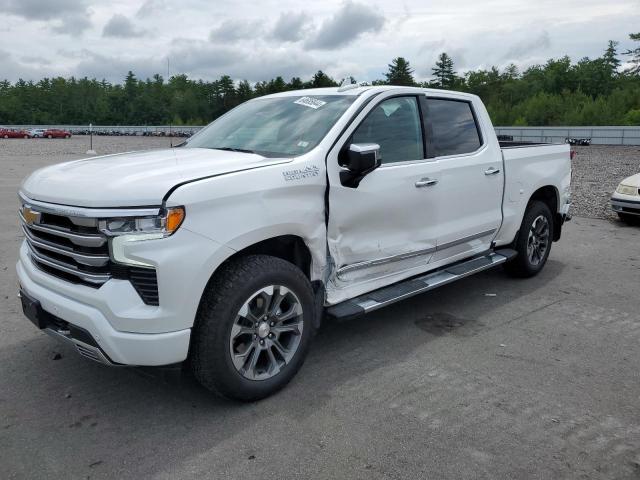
[[229, 285, 304, 381], [527, 215, 550, 266]]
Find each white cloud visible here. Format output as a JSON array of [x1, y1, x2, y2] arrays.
[[305, 1, 385, 50], [270, 12, 310, 42], [103, 14, 147, 38], [0, 0, 92, 36], [0, 0, 638, 83]]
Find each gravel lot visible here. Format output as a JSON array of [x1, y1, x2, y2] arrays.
[[1, 138, 639, 479], [571, 145, 640, 220]]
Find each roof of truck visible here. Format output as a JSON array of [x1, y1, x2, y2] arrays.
[[261, 85, 478, 101]]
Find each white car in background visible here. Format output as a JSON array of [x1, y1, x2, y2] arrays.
[[29, 129, 46, 138], [612, 174, 640, 223]]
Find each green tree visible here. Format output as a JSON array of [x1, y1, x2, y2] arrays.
[[431, 53, 457, 89], [306, 70, 338, 88], [287, 77, 304, 89], [603, 40, 621, 74], [384, 57, 415, 86], [1, 36, 640, 127], [236, 80, 253, 102]]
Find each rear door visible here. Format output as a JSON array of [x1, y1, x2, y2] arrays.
[[326, 91, 441, 301], [422, 96, 503, 264]]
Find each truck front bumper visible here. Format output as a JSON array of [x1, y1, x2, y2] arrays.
[[17, 245, 191, 366]]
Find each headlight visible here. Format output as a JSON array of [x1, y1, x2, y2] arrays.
[[616, 184, 638, 196], [99, 206, 185, 237], [99, 206, 185, 267]]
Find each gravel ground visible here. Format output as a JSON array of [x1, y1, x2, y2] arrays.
[[571, 145, 640, 220], [1, 138, 640, 479]]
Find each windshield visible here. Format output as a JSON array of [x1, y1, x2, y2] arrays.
[[184, 95, 356, 157]]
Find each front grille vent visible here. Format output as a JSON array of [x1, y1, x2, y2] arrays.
[[20, 208, 111, 288], [112, 265, 159, 306]]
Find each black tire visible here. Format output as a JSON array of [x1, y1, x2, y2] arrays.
[[504, 200, 554, 278], [618, 213, 639, 225], [190, 255, 316, 401]]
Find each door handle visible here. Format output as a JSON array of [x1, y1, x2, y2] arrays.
[[484, 167, 501, 176], [415, 178, 438, 188]]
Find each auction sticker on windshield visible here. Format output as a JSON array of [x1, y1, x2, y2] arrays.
[[293, 97, 327, 109]]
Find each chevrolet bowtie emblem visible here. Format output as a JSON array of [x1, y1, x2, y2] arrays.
[[22, 206, 41, 225]]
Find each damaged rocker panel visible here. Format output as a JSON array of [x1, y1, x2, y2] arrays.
[[335, 228, 497, 280]]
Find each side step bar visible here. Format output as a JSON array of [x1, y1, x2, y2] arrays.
[[326, 249, 517, 320]]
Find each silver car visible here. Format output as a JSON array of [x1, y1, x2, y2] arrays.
[[29, 129, 46, 138]]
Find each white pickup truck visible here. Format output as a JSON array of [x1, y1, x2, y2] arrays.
[[17, 86, 571, 400]]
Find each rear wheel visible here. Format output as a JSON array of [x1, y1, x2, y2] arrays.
[[190, 255, 316, 401], [504, 200, 554, 278], [47, 135, 52, 139]]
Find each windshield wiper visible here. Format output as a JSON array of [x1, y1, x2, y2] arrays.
[[211, 147, 257, 154]]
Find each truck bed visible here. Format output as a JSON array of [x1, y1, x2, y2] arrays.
[[499, 140, 554, 148]]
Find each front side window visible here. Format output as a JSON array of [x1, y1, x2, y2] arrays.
[[425, 98, 482, 157], [185, 95, 356, 157], [351, 96, 424, 164]]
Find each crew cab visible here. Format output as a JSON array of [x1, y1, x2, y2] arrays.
[[16, 86, 571, 401]]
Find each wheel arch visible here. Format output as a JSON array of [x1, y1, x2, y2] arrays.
[[190, 234, 323, 359], [222, 234, 314, 279]]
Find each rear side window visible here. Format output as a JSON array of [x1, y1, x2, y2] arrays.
[[425, 99, 482, 157]]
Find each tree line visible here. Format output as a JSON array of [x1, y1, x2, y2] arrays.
[[0, 33, 639, 127]]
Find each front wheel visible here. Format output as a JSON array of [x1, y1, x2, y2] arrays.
[[190, 255, 316, 401], [504, 200, 554, 278]]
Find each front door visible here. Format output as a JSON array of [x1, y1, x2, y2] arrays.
[[326, 92, 441, 303]]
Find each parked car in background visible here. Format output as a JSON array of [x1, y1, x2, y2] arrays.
[[0, 128, 31, 138], [566, 138, 591, 146], [43, 128, 71, 139], [612, 173, 640, 223], [29, 128, 47, 138]]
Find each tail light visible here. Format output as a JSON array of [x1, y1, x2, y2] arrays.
[[570, 150, 577, 160]]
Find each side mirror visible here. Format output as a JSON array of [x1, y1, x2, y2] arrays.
[[339, 143, 381, 188]]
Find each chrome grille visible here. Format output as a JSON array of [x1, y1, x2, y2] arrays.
[[20, 206, 111, 287]]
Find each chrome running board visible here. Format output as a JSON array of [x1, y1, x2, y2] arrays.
[[326, 249, 517, 320]]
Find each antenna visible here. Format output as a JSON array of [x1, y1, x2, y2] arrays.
[[168, 57, 172, 148]]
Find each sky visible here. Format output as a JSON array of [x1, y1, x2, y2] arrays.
[[0, 0, 639, 84]]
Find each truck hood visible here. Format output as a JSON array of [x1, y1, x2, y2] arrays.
[[20, 148, 291, 208]]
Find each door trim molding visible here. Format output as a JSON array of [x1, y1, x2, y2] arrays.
[[335, 228, 497, 280], [436, 228, 496, 251], [336, 245, 437, 280]]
